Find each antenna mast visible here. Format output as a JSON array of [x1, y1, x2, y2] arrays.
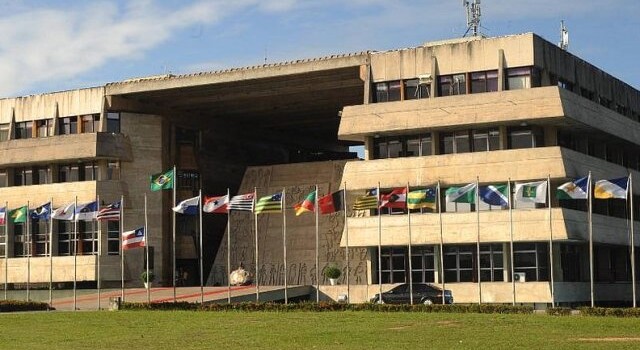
[[463, 0, 482, 37], [558, 20, 569, 51]]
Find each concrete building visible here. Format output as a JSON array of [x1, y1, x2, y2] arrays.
[[1, 33, 639, 306]]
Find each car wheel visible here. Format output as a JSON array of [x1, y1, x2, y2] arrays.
[[422, 298, 434, 305]]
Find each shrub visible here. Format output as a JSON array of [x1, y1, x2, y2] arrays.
[[546, 307, 572, 316], [140, 271, 155, 283], [323, 264, 341, 279], [0, 300, 52, 312]]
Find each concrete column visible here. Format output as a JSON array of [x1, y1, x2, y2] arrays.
[[361, 63, 372, 105], [98, 89, 108, 132], [499, 126, 508, 150], [544, 126, 558, 147], [363, 136, 374, 160], [8, 108, 15, 140], [432, 132, 440, 155], [430, 56, 438, 98], [497, 49, 505, 92]]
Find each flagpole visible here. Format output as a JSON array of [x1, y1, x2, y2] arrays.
[[73, 196, 78, 311], [120, 195, 125, 303], [548, 174, 555, 308], [283, 187, 288, 305], [437, 181, 445, 304], [226, 188, 232, 304], [588, 171, 594, 307], [476, 177, 481, 305], [407, 183, 413, 305], [27, 200, 30, 302], [171, 165, 177, 303], [508, 179, 515, 306], [49, 197, 53, 307], [344, 183, 350, 304], [145, 193, 150, 304], [377, 182, 382, 302], [4, 201, 8, 301], [199, 190, 204, 304], [254, 187, 259, 302], [630, 173, 636, 308], [97, 195, 101, 310], [315, 184, 319, 303]]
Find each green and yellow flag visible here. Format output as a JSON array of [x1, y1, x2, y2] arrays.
[[352, 189, 378, 210], [255, 192, 283, 214], [150, 169, 174, 191], [407, 188, 437, 210], [10, 206, 28, 223]]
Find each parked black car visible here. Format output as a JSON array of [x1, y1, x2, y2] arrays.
[[370, 283, 453, 305]]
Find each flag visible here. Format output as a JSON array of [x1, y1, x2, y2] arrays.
[[30, 202, 51, 220], [293, 191, 316, 216], [0, 207, 5, 225], [203, 195, 229, 214], [318, 190, 344, 214], [445, 183, 477, 203], [122, 227, 145, 250], [228, 193, 255, 211], [380, 187, 407, 209], [594, 177, 629, 199], [9, 206, 27, 223], [479, 185, 509, 207], [557, 176, 589, 200], [255, 192, 282, 214], [97, 201, 121, 221], [514, 181, 548, 204], [173, 196, 200, 215], [75, 201, 98, 221], [353, 189, 378, 210], [150, 168, 174, 191], [52, 203, 75, 221], [407, 188, 436, 210]]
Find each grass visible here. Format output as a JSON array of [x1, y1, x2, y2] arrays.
[[2, 311, 640, 349]]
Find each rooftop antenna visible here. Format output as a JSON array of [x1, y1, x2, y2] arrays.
[[463, 0, 482, 37], [558, 20, 569, 51]]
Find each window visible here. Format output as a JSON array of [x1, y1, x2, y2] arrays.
[[378, 247, 407, 284], [513, 242, 549, 282], [440, 131, 470, 154], [0, 170, 6, 188], [0, 123, 9, 141], [15, 121, 33, 139], [479, 244, 504, 281], [58, 116, 77, 135], [32, 166, 51, 185], [472, 129, 500, 152], [81, 114, 100, 133], [83, 162, 98, 181], [36, 119, 53, 137], [560, 244, 583, 282], [470, 70, 498, 93], [31, 219, 50, 256], [508, 127, 543, 149], [420, 135, 432, 156], [374, 81, 401, 102], [107, 112, 121, 133], [79, 221, 98, 255], [107, 221, 120, 255], [14, 167, 33, 186], [506, 67, 539, 90], [107, 161, 120, 180], [58, 164, 80, 182], [438, 74, 466, 96], [404, 79, 429, 100], [13, 223, 29, 257], [444, 245, 475, 282], [373, 134, 433, 159], [0, 223, 6, 258], [57, 221, 74, 256], [411, 246, 436, 283]]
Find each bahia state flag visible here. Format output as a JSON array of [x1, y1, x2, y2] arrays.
[[407, 188, 436, 210], [479, 184, 509, 207], [353, 189, 378, 210], [173, 196, 200, 215], [150, 168, 174, 191], [318, 190, 344, 214], [0, 207, 6, 225], [203, 195, 229, 214], [122, 227, 145, 250], [445, 183, 476, 203], [514, 181, 548, 204], [293, 190, 316, 216], [9, 206, 28, 223], [255, 192, 283, 214], [594, 177, 629, 199], [557, 176, 589, 200], [380, 188, 407, 209]]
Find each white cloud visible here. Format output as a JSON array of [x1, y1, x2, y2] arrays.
[[0, 0, 302, 97]]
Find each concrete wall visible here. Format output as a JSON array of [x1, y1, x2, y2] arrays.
[[0, 87, 104, 123]]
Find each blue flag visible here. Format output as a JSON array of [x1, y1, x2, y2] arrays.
[[479, 185, 509, 207], [30, 202, 51, 220]]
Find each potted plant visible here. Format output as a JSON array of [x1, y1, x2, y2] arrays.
[[324, 264, 341, 286], [141, 271, 155, 289]]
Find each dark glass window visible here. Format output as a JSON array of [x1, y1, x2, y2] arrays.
[[404, 79, 429, 100], [506, 67, 538, 90], [107, 112, 121, 133], [58, 164, 80, 182], [508, 127, 543, 149], [81, 114, 100, 133], [14, 168, 33, 186], [470, 70, 498, 93], [378, 247, 407, 284], [59, 117, 78, 135], [108, 221, 120, 255], [513, 242, 549, 282], [411, 246, 436, 283], [36, 119, 53, 137], [374, 81, 402, 102], [472, 129, 500, 151], [439, 74, 466, 96], [15, 121, 33, 139], [0, 123, 9, 141], [444, 245, 475, 282]]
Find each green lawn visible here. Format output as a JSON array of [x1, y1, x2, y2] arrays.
[[2, 311, 640, 349]]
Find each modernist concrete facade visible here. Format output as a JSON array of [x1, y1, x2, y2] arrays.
[[1, 33, 639, 306]]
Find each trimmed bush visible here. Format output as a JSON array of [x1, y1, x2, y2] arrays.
[[0, 300, 52, 312], [578, 307, 640, 318], [546, 307, 571, 316]]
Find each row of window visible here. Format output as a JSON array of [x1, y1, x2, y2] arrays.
[[0, 221, 120, 258], [0, 113, 121, 142], [0, 161, 120, 187], [374, 127, 543, 159], [558, 130, 640, 171]]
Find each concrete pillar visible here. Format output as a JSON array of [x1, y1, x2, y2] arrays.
[[497, 49, 505, 92], [430, 56, 438, 98], [52, 103, 59, 136], [499, 126, 508, 150], [432, 132, 441, 155], [361, 63, 372, 105], [544, 126, 558, 147], [8, 108, 15, 141], [363, 136, 374, 160], [98, 89, 108, 132]]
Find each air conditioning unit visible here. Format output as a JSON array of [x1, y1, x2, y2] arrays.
[[514, 272, 526, 283], [418, 73, 433, 85]]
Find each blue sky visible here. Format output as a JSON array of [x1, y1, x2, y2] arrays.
[[0, 0, 638, 97]]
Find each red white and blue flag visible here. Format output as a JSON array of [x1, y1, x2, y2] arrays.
[[0, 207, 6, 225], [122, 227, 145, 250], [97, 201, 121, 221], [203, 195, 229, 214]]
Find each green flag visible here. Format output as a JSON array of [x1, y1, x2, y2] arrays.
[[445, 183, 476, 203], [150, 169, 174, 191], [255, 192, 282, 214], [10, 206, 28, 223], [407, 188, 436, 210]]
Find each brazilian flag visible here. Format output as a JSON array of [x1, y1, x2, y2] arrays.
[[150, 169, 174, 191], [10, 206, 28, 223]]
